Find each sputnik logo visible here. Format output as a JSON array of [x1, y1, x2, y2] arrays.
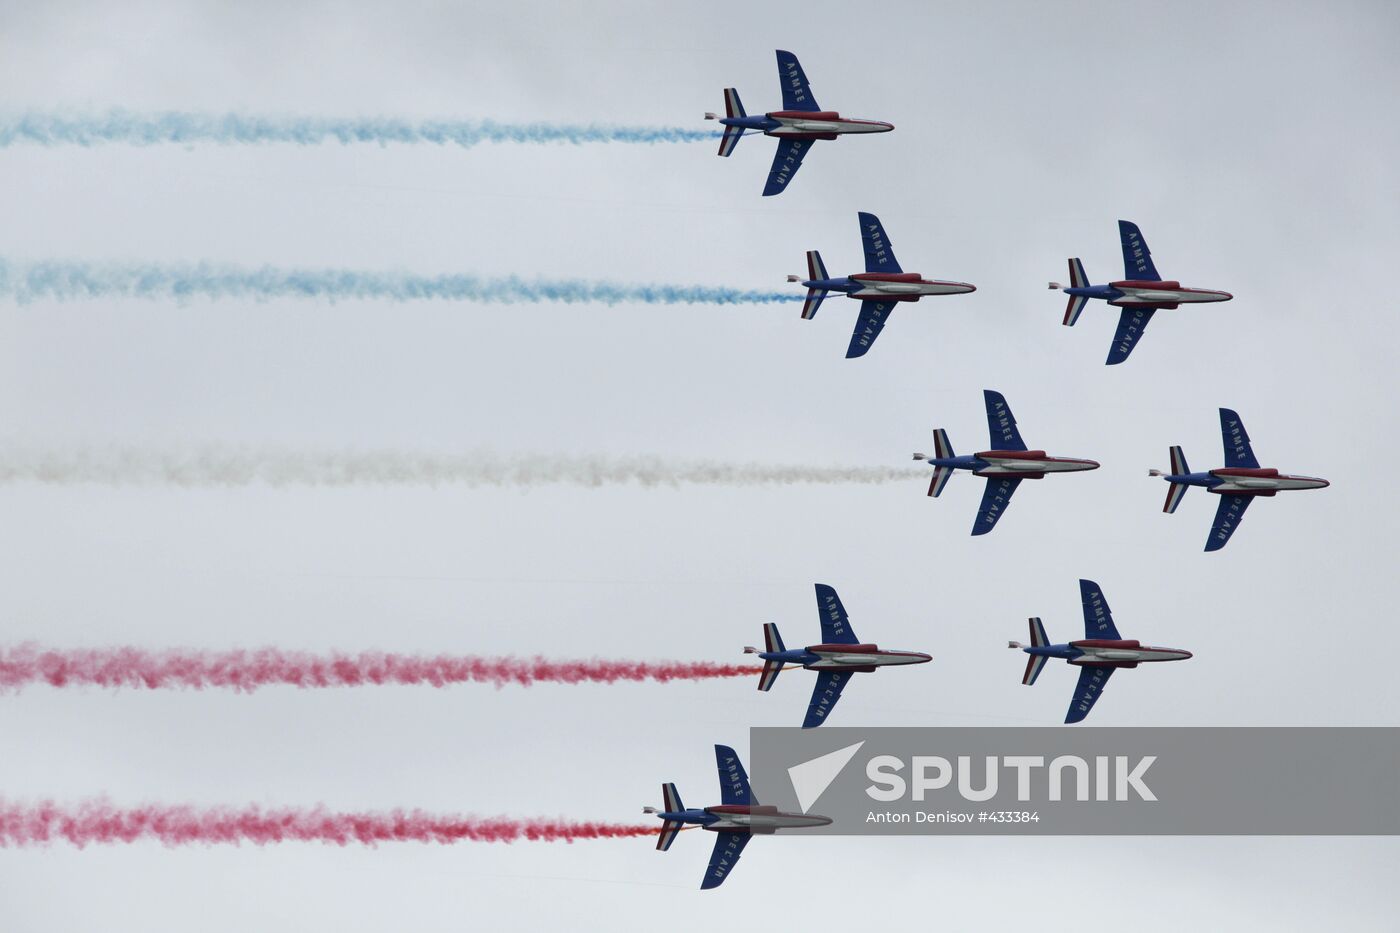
[[787, 741, 865, 813]]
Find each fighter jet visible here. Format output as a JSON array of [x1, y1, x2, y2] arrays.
[[787, 212, 975, 358], [745, 583, 931, 728], [1009, 579, 1193, 724], [1051, 220, 1233, 364], [645, 743, 831, 889], [1150, 407, 1330, 552], [914, 389, 1100, 535], [706, 49, 893, 197]]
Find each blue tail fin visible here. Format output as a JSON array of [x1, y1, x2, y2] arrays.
[[662, 782, 684, 812], [922, 428, 956, 497], [1061, 258, 1090, 326], [715, 88, 746, 157], [747, 623, 786, 691], [1029, 616, 1049, 647], [655, 783, 685, 851], [1156, 446, 1190, 513], [932, 428, 954, 459], [799, 250, 829, 319]]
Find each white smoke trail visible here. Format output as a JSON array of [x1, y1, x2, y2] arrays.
[[0, 111, 715, 148], [0, 260, 799, 306], [0, 447, 920, 489]]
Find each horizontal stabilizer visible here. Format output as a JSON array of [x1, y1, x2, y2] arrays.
[[1170, 445, 1189, 475], [1162, 446, 1190, 513], [657, 820, 684, 851], [717, 125, 743, 157], [927, 466, 953, 498], [1063, 259, 1089, 326], [662, 782, 683, 813], [1163, 480, 1189, 514], [1064, 294, 1089, 326], [1028, 616, 1049, 648], [724, 87, 746, 119], [1022, 654, 1047, 686], [932, 428, 954, 459], [1068, 257, 1088, 289]]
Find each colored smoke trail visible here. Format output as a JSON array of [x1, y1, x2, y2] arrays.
[[0, 645, 759, 692], [0, 260, 799, 306], [0, 800, 656, 848], [0, 111, 714, 148], [0, 448, 920, 489]]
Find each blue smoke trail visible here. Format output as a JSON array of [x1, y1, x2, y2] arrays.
[[0, 260, 801, 307], [0, 111, 716, 148]]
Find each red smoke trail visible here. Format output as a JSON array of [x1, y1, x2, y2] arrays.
[[0, 800, 657, 848], [0, 645, 759, 692]]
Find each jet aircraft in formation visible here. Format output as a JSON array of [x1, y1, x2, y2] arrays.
[[1052, 220, 1234, 364], [669, 50, 1327, 890], [645, 744, 830, 889], [707, 50, 893, 196], [787, 212, 975, 358], [1151, 407, 1329, 551], [745, 583, 931, 727], [915, 390, 1099, 535], [1010, 579, 1193, 723]]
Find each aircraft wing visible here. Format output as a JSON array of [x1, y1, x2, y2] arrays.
[[1106, 307, 1155, 365], [762, 137, 814, 197], [1078, 579, 1122, 640], [1205, 494, 1253, 552], [1118, 220, 1161, 280], [1218, 408, 1261, 468], [775, 49, 821, 112], [700, 830, 752, 890], [813, 584, 859, 644], [983, 390, 1028, 450], [857, 212, 902, 273], [845, 300, 895, 358], [971, 476, 1021, 536], [803, 670, 853, 728], [714, 744, 755, 806], [1065, 665, 1114, 723]]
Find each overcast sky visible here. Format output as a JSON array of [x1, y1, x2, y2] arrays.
[[1, 1, 1397, 929]]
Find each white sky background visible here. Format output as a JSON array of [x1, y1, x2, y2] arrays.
[[0, 0, 1397, 929]]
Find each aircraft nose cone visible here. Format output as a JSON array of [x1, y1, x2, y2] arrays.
[[914, 652, 933, 663], [880, 122, 895, 132], [1180, 650, 1194, 660], [1316, 478, 1331, 489]]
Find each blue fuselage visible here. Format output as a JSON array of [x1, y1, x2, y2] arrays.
[[754, 648, 822, 668], [656, 808, 720, 828], [1063, 284, 1125, 303], [926, 454, 995, 473], [799, 276, 862, 295], [718, 115, 781, 133], [1021, 642, 1085, 661], [1160, 471, 1225, 489]]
